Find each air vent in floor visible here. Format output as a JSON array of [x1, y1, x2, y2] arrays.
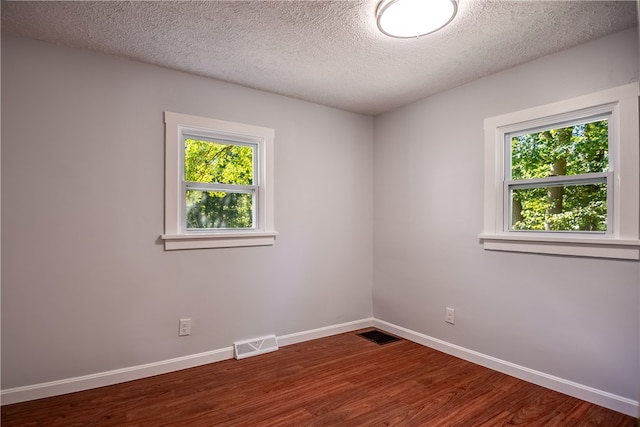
[[357, 330, 401, 345]]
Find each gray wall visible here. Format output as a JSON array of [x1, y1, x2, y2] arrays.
[[373, 28, 639, 401], [1, 35, 374, 389]]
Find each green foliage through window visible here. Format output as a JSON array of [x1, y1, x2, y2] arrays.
[[509, 119, 609, 232], [184, 138, 255, 229]]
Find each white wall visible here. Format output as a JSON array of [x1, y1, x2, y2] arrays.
[[374, 27, 639, 403], [1, 35, 374, 389]]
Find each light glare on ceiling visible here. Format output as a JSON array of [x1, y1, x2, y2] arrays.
[[377, 0, 458, 38]]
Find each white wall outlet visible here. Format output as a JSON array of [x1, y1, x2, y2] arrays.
[[445, 307, 455, 325], [179, 318, 191, 336]]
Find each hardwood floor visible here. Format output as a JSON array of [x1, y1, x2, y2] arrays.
[[2, 329, 636, 426]]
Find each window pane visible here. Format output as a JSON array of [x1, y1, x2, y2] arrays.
[[510, 119, 608, 180], [510, 183, 607, 232], [186, 190, 254, 229], [184, 138, 254, 185]]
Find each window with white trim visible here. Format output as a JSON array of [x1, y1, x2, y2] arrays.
[[162, 112, 276, 250], [480, 84, 639, 260]]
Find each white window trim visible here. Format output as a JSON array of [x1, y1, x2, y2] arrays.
[[480, 83, 640, 260], [161, 112, 277, 250]]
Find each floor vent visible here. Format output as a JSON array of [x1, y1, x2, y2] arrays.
[[234, 335, 279, 360], [357, 330, 401, 345]]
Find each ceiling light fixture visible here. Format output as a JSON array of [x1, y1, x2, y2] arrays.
[[376, 0, 458, 39]]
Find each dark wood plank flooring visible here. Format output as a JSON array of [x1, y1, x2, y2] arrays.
[[2, 329, 636, 426]]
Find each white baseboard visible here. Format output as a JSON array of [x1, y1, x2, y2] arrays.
[[4, 317, 636, 418], [0, 346, 235, 406], [1, 318, 373, 406], [278, 318, 373, 347], [373, 318, 639, 418]]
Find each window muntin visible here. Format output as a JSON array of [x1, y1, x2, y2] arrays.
[[182, 136, 257, 231], [505, 116, 611, 233]]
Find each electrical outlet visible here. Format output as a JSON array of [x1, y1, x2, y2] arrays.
[[179, 318, 191, 336], [445, 307, 455, 325]]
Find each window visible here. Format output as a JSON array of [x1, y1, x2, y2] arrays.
[[480, 84, 639, 260], [507, 114, 611, 233], [162, 112, 276, 250]]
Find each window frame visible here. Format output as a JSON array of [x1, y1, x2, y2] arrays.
[[162, 112, 276, 250], [480, 83, 640, 260]]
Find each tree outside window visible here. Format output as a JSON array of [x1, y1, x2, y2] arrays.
[[508, 118, 609, 233], [184, 138, 256, 230]]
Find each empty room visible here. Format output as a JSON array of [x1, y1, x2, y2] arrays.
[[1, 0, 639, 425]]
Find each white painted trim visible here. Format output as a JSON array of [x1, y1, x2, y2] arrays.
[[479, 234, 640, 260], [278, 318, 374, 347], [0, 347, 234, 406], [372, 318, 639, 417], [0, 318, 373, 406], [163, 111, 277, 251], [161, 233, 277, 250], [481, 83, 640, 259]]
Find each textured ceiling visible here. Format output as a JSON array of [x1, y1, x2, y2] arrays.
[[2, 1, 637, 115]]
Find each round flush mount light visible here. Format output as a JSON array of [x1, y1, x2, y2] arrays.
[[377, 0, 458, 39]]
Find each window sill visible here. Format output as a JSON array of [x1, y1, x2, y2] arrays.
[[161, 232, 278, 250], [478, 234, 640, 260]]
